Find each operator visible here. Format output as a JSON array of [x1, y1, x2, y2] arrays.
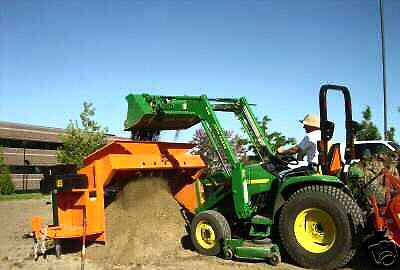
[[277, 114, 321, 170]]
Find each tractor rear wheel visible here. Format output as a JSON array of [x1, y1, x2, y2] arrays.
[[279, 185, 364, 269], [190, 210, 231, 256]]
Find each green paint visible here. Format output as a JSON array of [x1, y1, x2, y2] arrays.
[[223, 239, 280, 262]]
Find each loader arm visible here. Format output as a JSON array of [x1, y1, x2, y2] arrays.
[[211, 97, 274, 159], [125, 94, 275, 166]]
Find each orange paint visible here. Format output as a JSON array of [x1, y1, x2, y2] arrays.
[[31, 141, 206, 243]]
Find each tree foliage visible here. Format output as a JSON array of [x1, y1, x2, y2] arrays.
[[0, 147, 14, 195], [57, 102, 108, 167], [255, 115, 296, 152], [356, 106, 382, 140], [387, 127, 396, 142]]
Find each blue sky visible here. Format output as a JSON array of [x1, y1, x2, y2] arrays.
[[1, 0, 399, 144]]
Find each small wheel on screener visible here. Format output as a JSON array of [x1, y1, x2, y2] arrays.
[[190, 210, 231, 256], [55, 239, 62, 258]]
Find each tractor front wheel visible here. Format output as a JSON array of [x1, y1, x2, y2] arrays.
[[190, 210, 231, 256], [279, 185, 364, 269]]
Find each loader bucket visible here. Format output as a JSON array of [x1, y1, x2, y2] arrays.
[[34, 140, 206, 243], [124, 94, 201, 131]]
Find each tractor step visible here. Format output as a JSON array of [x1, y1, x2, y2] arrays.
[[223, 238, 280, 266], [249, 215, 272, 238]]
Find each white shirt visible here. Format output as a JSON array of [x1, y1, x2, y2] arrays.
[[298, 130, 321, 164]]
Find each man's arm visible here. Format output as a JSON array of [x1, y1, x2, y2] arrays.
[[277, 135, 308, 156], [277, 145, 302, 155]]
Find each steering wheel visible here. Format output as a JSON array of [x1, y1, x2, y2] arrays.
[[277, 154, 299, 166]]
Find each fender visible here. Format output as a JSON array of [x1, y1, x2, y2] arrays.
[[273, 174, 345, 217]]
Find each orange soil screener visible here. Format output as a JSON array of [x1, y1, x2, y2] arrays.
[[31, 140, 206, 258]]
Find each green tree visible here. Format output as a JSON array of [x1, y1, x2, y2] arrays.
[[387, 127, 396, 142], [57, 102, 108, 167], [0, 147, 14, 195], [256, 115, 296, 152], [356, 106, 382, 140], [387, 105, 400, 142]]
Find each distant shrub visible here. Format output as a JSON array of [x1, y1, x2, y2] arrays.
[[0, 148, 14, 195]]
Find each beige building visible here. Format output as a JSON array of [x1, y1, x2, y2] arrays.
[[0, 121, 128, 190]]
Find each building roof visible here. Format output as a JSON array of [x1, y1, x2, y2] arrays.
[[0, 121, 129, 143], [0, 121, 64, 143]]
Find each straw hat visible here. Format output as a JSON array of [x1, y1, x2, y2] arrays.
[[299, 114, 320, 128]]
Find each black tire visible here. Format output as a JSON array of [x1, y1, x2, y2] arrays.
[[190, 210, 231, 256], [279, 185, 365, 269]]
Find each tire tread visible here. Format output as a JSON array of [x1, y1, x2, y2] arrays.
[[279, 184, 365, 269]]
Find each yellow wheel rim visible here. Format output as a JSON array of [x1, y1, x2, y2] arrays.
[[294, 208, 336, 253], [195, 221, 216, 249]]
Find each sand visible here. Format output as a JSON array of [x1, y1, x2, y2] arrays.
[[87, 176, 188, 266]]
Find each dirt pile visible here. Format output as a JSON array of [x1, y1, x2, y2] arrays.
[[87, 176, 188, 266]]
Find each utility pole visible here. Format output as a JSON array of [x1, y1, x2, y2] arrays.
[[379, 0, 388, 139]]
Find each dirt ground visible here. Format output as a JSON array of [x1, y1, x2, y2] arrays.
[[0, 178, 379, 270]]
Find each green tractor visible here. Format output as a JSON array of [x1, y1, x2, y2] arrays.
[[124, 84, 365, 269]]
